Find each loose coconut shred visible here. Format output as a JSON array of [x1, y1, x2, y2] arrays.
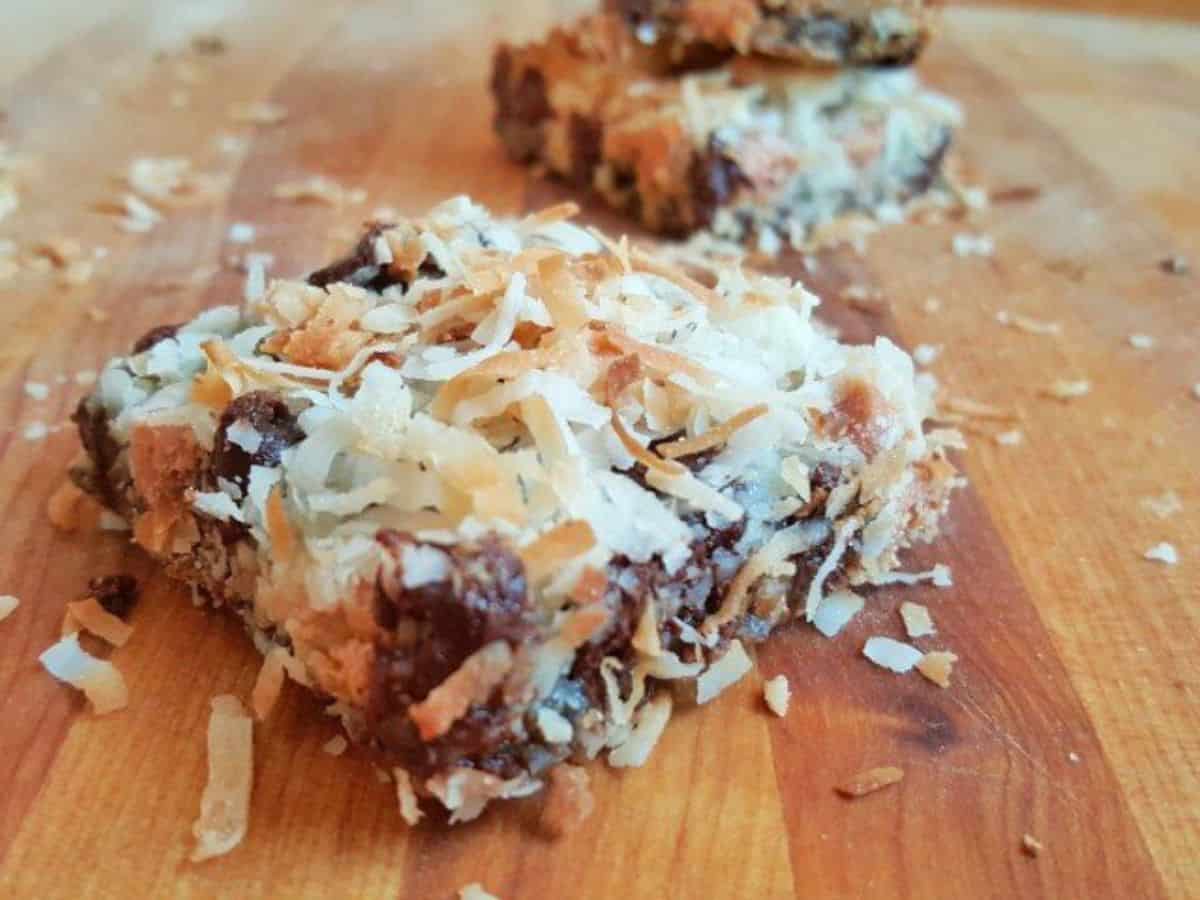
[[39, 634, 128, 714], [192, 695, 254, 862], [68, 197, 960, 823]]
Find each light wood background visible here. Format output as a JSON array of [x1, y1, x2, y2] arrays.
[[0, 2, 1197, 898]]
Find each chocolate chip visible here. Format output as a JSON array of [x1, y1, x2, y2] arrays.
[[568, 113, 604, 185], [210, 391, 304, 489], [87, 574, 139, 619], [131, 323, 181, 355], [688, 137, 747, 229]]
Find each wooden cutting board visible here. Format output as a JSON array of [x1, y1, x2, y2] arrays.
[[0, 3, 1197, 898]]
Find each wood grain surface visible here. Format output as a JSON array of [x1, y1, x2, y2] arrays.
[[0, 3, 1197, 898]]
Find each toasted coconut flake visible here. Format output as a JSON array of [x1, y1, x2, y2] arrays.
[[322, 734, 348, 756], [763, 674, 790, 717], [657, 403, 767, 459], [835, 766, 904, 798], [610, 411, 685, 477], [458, 884, 500, 900], [696, 640, 753, 704], [899, 602, 935, 639], [264, 485, 296, 563], [39, 633, 128, 714], [0, 594, 18, 622], [631, 248, 721, 307], [522, 201, 579, 227], [251, 647, 290, 720], [541, 764, 594, 836], [66, 596, 134, 646], [1042, 379, 1091, 401], [609, 691, 673, 768], [863, 636, 923, 674], [916, 650, 957, 688], [1021, 834, 1044, 857], [631, 601, 661, 658], [708, 525, 808, 633], [394, 768, 424, 826], [192, 695, 253, 862], [597, 328, 716, 387], [812, 589, 864, 638], [1144, 542, 1178, 565], [47, 479, 103, 532], [409, 641, 514, 740], [520, 520, 596, 583], [1141, 491, 1182, 520]]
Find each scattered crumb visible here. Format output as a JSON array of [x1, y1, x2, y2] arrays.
[[1128, 333, 1155, 350], [60, 259, 95, 287], [995, 429, 1023, 447], [1143, 543, 1178, 565], [1021, 834, 1044, 857], [229, 100, 288, 125], [24, 381, 49, 400], [64, 596, 134, 646], [835, 766, 904, 798], [941, 396, 1016, 421], [922, 297, 942, 315], [273, 175, 366, 207], [0, 594, 17, 622], [812, 589, 864, 638], [1160, 255, 1189, 275], [1141, 491, 1182, 520], [863, 636, 923, 673], [763, 675, 791, 717], [39, 633, 128, 714], [1042, 379, 1091, 401], [1192, 383, 1200, 401], [105, 193, 163, 233], [227, 222, 256, 244], [459, 884, 500, 900], [87, 305, 111, 324], [540, 764, 594, 837], [22, 422, 49, 441], [214, 133, 249, 156], [912, 344, 940, 366], [1068, 751, 1081, 764], [322, 734, 348, 756], [899, 602, 936, 638], [74, 370, 98, 386], [191, 34, 227, 55], [916, 651, 958, 688], [393, 768, 423, 826], [952, 233, 994, 258], [373, 765, 392, 784], [251, 648, 290, 720], [192, 695, 254, 862], [995, 310, 1061, 336], [242, 252, 273, 302]]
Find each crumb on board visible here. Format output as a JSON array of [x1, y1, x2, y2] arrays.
[[863, 636, 923, 673], [322, 734, 348, 756], [459, 884, 501, 900], [912, 344, 940, 366], [393, 768, 423, 826], [995, 310, 1061, 336], [1021, 834, 1044, 857], [1068, 751, 1081, 764], [923, 297, 941, 315], [916, 650, 958, 688], [900, 601, 936, 638], [1128, 333, 1155, 350], [812, 589, 864, 638], [952, 233, 994, 258], [541, 764, 595, 837], [24, 381, 49, 400], [47, 480, 105, 532], [192, 695, 254, 862], [1192, 383, 1200, 401], [39, 633, 128, 714], [763, 674, 791, 717], [1143, 542, 1178, 565], [0, 594, 18, 622], [1042, 379, 1090, 401], [272, 175, 366, 206], [64, 596, 134, 646], [1141, 491, 1182, 520], [23, 422, 49, 441], [227, 222, 256, 244], [1160, 255, 1189, 275], [836, 766, 905, 798], [995, 429, 1023, 447], [228, 100, 287, 125]]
